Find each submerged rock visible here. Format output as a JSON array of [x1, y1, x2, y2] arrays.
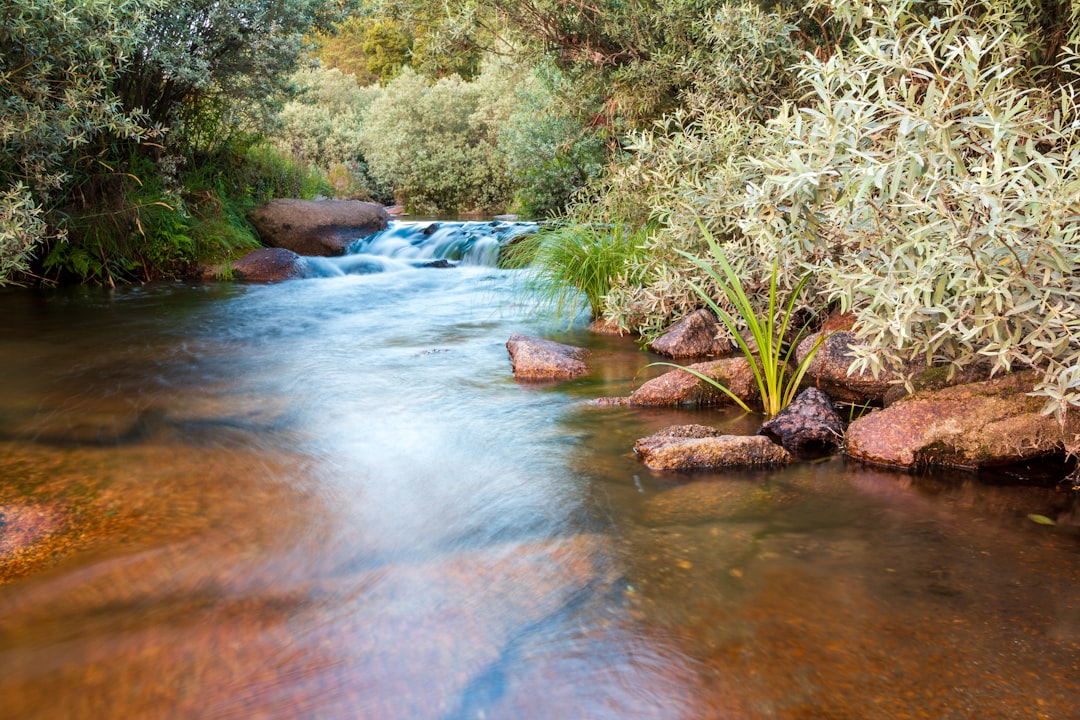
[[639, 481, 801, 526], [506, 334, 589, 381], [759, 387, 843, 455], [845, 371, 1080, 469], [628, 357, 757, 407], [648, 309, 735, 358], [635, 425, 792, 471], [246, 198, 389, 256]]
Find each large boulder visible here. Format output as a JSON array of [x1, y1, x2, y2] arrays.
[[759, 387, 843, 455], [506, 334, 589, 380], [796, 330, 902, 405], [628, 357, 757, 407], [845, 371, 1080, 469], [647, 309, 735, 358], [881, 363, 993, 406], [246, 199, 389, 256], [634, 425, 792, 471]]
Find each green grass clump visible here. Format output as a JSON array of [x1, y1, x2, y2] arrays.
[[503, 222, 646, 326]]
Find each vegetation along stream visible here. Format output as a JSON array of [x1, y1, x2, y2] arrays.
[[0, 221, 1077, 719]]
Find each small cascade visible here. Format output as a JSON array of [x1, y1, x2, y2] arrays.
[[305, 220, 538, 277]]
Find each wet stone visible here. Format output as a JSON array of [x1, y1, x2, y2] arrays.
[[639, 481, 801, 527], [635, 427, 792, 472], [648, 309, 735, 358], [758, 387, 843, 455], [845, 371, 1080, 470], [628, 357, 757, 407], [506, 334, 589, 381]]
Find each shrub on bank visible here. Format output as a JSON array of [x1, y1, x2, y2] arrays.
[[357, 65, 517, 215], [740, 0, 1080, 417]]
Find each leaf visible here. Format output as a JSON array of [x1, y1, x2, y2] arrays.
[[1027, 514, 1056, 526]]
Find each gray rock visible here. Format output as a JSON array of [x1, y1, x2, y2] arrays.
[[759, 387, 843, 454]]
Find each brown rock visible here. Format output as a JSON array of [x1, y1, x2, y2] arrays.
[[246, 199, 390, 256], [797, 330, 900, 404], [634, 428, 792, 471], [845, 371, 1080, 469], [0, 504, 65, 562], [506, 334, 589, 380], [648, 309, 735, 358], [881, 363, 993, 406], [228, 247, 307, 282], [588, 317, 630, 336], [633, 424, 725, 456], [629, 357, 757, 407]]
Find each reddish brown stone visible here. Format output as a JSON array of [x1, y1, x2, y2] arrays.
[[506, 334, 589, 381], [845, 371, 1080, 469], [247, 199, 389, 256], [796, 330, 901, 404], [648, 309, 735, 358], [231, 248, 307, 282], [629, 357, 757, 407]]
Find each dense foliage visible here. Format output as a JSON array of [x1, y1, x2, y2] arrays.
[[0, 0, 159, 281]]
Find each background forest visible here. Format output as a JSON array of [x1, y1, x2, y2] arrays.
[[2, 0, 1080, 414]]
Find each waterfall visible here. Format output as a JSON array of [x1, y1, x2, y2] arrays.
[[305, 220, 538, 276]]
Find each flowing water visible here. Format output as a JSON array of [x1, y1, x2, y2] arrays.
[[0, 221, 1077, 719]]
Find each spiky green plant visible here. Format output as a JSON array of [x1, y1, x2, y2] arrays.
[[655, 221, 825, 416]]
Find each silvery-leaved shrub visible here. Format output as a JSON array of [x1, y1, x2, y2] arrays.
[[739, 0, 1080, 417], [0, 0, 159, 284], [357, 63, 518, 215]]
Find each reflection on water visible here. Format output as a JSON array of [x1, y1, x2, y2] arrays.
[[0, 232, 1078, 718]]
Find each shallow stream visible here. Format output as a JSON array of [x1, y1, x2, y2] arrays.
[[0, 221, 1077, 719]]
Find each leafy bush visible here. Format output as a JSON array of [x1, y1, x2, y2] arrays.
[[739, 0, 1080, 416], [358, 64, 517, 214], [274, 68, 390, 201], [0, 0, 159, 284], [499, 64, 608, 217]]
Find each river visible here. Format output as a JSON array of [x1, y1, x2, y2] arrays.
[[0, 221, 1077, 719]]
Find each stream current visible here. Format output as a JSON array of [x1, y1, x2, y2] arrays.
[[0, 221, 1077, 719]]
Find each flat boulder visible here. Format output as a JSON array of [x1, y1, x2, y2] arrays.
[[796, 330, 901, 404], [759, 387, 843, 455], [247, 199, 389, 256], [628, 357, 757, 407], [506, 334, 588, 381], [647, 309, 735, 358], [845, 371, 1080, 469], [635, 425, 792, 471]]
